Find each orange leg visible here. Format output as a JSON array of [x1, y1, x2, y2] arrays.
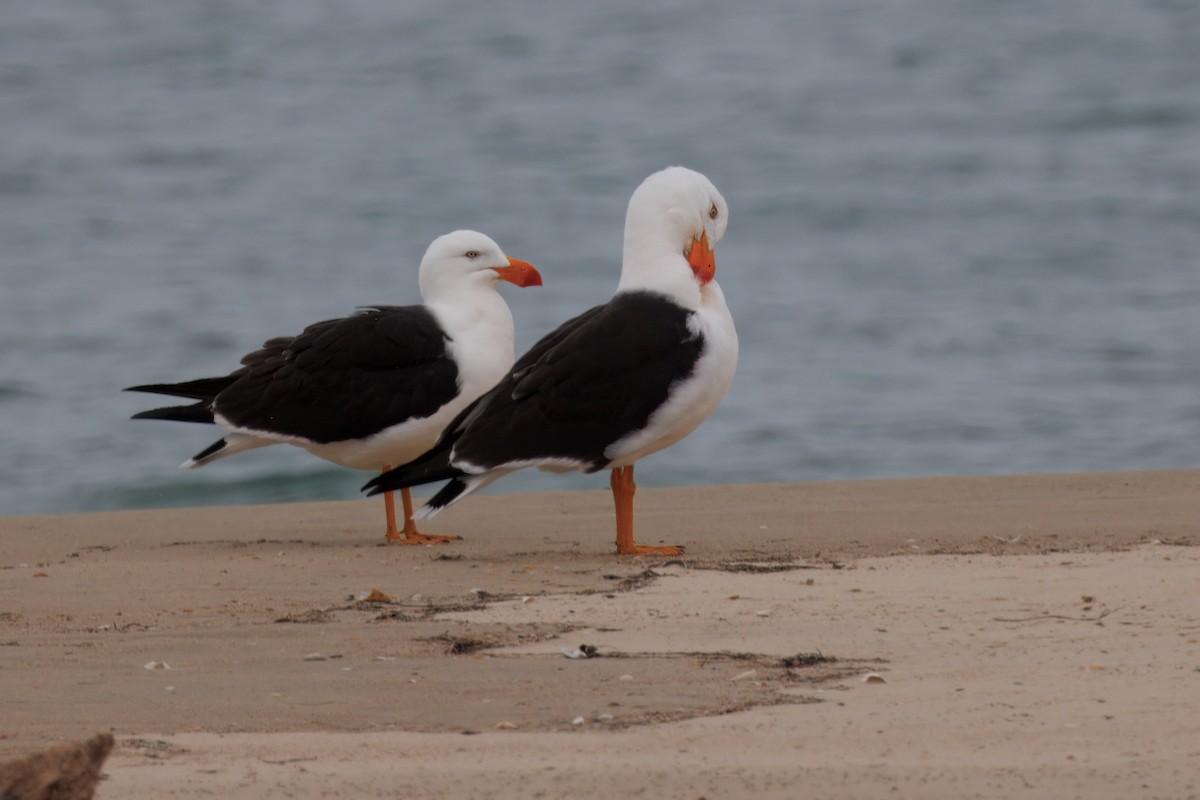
[[380, 468, 460, 545], [610, 465, 683, 556]]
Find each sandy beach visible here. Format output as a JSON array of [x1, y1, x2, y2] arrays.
[[2, 469, 1198, 798]]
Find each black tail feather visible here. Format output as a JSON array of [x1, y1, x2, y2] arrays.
[[423, 478, 470, 512], [363, 449, 461, 496], [190, 438, 227, 463], [130, 401, 215, 424], [125, 376, 233, 401]]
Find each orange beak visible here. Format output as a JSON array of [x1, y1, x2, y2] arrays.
[[491, 258, 543, 288], [686, 231, 715, 285]]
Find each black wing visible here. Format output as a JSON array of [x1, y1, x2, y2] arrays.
[[447, 291, 704, 472], [130, 305, 461, 444], [209, 305, 460, 444]]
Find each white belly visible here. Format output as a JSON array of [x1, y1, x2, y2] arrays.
[[298, 402, 465, 471]]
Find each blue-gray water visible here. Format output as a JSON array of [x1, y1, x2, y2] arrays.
[[2, 0, 1198, 517]]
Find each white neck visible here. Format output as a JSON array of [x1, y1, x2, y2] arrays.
[[616, 233, 703, 309], [426, 287, 516, 395]]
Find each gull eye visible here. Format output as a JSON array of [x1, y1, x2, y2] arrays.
[[465, 250, 480, 259], [708, 203, 719, 220]]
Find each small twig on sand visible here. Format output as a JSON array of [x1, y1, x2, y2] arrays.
[[994, 607, 1121, 624]]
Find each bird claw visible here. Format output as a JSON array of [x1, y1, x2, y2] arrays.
[[384, 530, 462, 546]]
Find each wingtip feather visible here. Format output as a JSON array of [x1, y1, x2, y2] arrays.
[[411, 504, 440, 521]]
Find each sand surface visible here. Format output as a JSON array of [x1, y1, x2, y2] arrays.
[[2, 469, 1198, 798]]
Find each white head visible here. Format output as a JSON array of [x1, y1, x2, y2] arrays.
[[417, 229, 542, 303], [617, 167, 729, 306]]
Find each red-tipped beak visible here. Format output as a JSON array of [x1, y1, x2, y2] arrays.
[[686, 231, 715, 285], [491, 258, 543, 287]]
